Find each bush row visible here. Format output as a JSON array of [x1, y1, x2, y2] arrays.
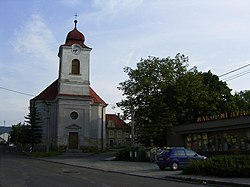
[[182, 155, 250, 177]]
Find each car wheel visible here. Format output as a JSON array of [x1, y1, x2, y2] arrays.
[[171, 162, 179, 171], [158, 166, 165, 170]]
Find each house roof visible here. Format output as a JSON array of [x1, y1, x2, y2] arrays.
[[32, 79, 107, 107], [0, 126, 11, 135], [106, 114, 128, 128]]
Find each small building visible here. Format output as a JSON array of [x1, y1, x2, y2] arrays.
[[0, 126, 11, 144], [167, 112, 250, 153], [106, 114, 130, 148]]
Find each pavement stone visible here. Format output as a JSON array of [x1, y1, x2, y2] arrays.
[[38, 152, 250, 187]]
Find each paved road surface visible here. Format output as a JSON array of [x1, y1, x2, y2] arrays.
[[0, 151, 206, 187]]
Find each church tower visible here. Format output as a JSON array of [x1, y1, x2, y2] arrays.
[[31, 19, 107, 152], [58, 19, 91, 96]]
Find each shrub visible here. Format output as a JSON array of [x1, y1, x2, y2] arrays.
[[182, 155, 250, 177], [115, 147, 130, 161]]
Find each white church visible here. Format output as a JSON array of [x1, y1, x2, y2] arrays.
[[30, 20, 108, 152]]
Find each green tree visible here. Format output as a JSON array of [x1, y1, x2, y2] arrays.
[[25, 105, 42, 151], [118, 54, 190, 146], [9, 122, 30, 148], [117, 54, 236, 146], [174, 70, 237, 124], [201, 71, 237, 114], [234, 90, 250, 110]]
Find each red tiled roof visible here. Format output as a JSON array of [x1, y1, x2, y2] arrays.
[[33, 80, 58, 100], [90, 87, 108, 106], [32, 79, 107, 106], [106, 114, 128, 128]]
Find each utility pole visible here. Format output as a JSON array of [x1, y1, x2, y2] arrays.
[[3, 120, 5, 127], [131, 109, 135, 147]]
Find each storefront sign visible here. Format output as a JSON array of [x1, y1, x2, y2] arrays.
[[197, 110, 250, 123]]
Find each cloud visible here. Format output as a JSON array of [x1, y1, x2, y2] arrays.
[[13, 13, 57, 63], [93, 0, 144, 13], [60, 0, 82, 7]]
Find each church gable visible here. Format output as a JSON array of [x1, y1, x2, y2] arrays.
[[66, 124, 82, 129], [32, 79, 107, 106]]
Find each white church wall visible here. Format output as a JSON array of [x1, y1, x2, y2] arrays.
[[58, 46, 91, 96], [90, 104, 107, 149], [57, 97, 93, 149]]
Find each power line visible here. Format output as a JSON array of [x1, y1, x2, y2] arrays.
[[223, 69, 250, 81], [219, 63, 250, 77], [0, 86, 34, 97]]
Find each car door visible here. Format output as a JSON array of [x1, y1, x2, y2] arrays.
[[175, 149, 188, 168], [185, 149, 199, 161]]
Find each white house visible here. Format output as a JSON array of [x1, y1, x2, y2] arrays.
[[0, 126, 11, 144]]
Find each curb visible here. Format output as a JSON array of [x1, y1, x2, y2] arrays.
[[37, 158, 250, 187], [164, 175, 250, 187]]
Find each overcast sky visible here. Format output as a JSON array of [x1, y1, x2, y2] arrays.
[[1, 0, 250, 126]]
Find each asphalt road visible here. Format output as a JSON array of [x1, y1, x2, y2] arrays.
[[0, 147, 206, 187]]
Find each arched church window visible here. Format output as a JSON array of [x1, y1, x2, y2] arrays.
[[71, 59, 80, 75]]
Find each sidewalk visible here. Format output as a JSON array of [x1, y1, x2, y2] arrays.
[[39, 152, 250, 187]]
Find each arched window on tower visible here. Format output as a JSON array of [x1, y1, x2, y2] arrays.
[[71, 59, 80, 75]]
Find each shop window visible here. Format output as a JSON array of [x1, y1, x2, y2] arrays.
[[186, 133, 208, 151], [223, 132, 239, 151]]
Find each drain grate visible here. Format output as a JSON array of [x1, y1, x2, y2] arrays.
[[62, 169, 79, 174]]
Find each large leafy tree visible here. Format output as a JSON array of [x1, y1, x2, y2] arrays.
[[118, 54, 190, 145], [234, 90, 250, 110], [201, 71, 237, 114], [9, 122, 30, 147], [117, 54, 236, 146]]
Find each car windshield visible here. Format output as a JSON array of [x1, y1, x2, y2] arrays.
[[185, 149, 197, 156]]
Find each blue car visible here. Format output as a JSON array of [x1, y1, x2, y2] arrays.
[[156, 147, 207, 170]]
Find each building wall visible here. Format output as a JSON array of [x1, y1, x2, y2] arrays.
[[56, 97, 91, 149], [0, 133, 9, 143], [33, 100, 58, 151], [58, 45, 91, 96], [90, 104, 106, 149], [168, 115, 250, 152], [106, 128, 130, 148]]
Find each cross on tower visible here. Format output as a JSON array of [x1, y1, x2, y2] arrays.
[[74, 13, 78, 28], [74, 13, 78, 20]]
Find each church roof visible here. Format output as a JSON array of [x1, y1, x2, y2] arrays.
[[64, 20, 91, 49], [34, 79, 58, 100], [32, 79, 107, 107], [106, 114, 128, 128]]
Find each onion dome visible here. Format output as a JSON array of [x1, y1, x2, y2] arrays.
[[64, 20, 90, 49]]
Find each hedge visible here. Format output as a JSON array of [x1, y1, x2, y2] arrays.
[[182, 155, 250, 177]]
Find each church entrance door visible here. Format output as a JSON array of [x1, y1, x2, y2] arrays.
[[68, 132, 79, 149]]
